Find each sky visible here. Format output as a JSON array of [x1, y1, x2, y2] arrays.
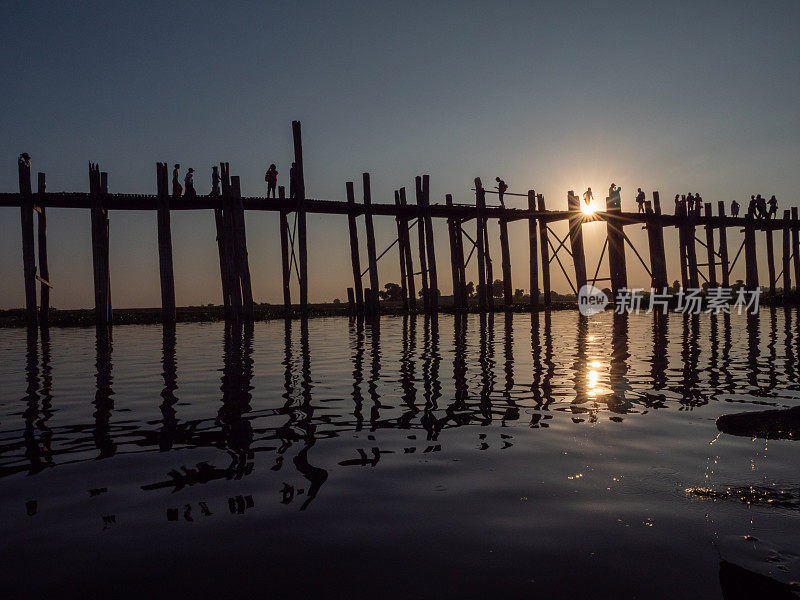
[[2, 0, 799, 309]]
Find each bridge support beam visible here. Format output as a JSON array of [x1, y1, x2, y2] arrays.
[[18, 157, 37, 327], [37, 173, 50, 328], [646, 191, 668, 291], [537, 194, 551, 306], [527, 190, 539, 310], [717, 201, 730, 288], [744, 212, 759, 290], [567, 191, 587, 292], [156, 163, 176, 324], [783, 209, 792, 295], [398, 187, 416, 309], [605, 193, 627, 298]]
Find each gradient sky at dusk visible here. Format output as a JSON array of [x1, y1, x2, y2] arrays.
[[2, 1, 799, 308]]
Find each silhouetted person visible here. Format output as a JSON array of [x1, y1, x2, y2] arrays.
[[731, 199, 740, 217], [211, 166, 221, 196], [19, 152, 31, 169], [694, 193, 702, 216], [768, 194, 778, 218], [289, 162, 298, 200], [583, 187, 593, 206], [748, 195, 756, 217], [674, 194, 681, 214], [608, 183, 621, 209], [265, 163, 278, 198], [756, 194, 767, 218], [686, 193, 695, 215], [184, 168, 196, 199], [172, 164, 182, 198], [635, 188, 645, 213], [495, 177, 508, 207]]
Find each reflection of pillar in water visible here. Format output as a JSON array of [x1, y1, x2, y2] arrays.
[[159, 324, 178, 451], [93, 326, 115, 458]]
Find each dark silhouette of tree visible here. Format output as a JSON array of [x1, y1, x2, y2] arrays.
[[378, 282, 403, 302]]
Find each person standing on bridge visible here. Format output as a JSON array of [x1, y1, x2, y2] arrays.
[[495, 177, 508, 207], [731, 199, 740, 217], [211, 166, 221, 196], [265, 163, 278, 198], [184, 168, 196, 199], [635, 188, 646, 213], [768, 195, 778, 218], [172, 164, 182, 198], [583, 187, 594, 207], [694, 193, 702, 216]]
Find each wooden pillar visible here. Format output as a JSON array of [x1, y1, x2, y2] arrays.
[[292, 121, 309, 317], [454, 215, 466, 309], [422, 175, 438, 311], [537, 194, 551, 306], [744, 212, 759, 290], [527, 190, 539, 310], [766, 223, 776, 296], [782, 209, 791, 295], [18, 156, 37, 326], [363, 173, 380, 315], [213, 173, 231, 318], [100, 172, 112, 320], [347, 287, 355, 314], [446, 194, 463, 309], [704, 203, 716, 286], [89, 163, 111, 327], [36, 172, 50, 327], [156, 163, 176, 323], [398, 187, 417, 309], [685, 214, 700, 289], [231, 176, 254, 319], [279, 186, 291, 313], [678, 208, 689, 290], [567, 191, 587, 292], [394, 190, 409, 311], [416, 176, 430, 311], [717, 201, 730, 288], [646, 191, 668, 291], [499, 217, 512, 307], [792, 207, 800, 294], [484, 222, 494, 311], [474, 178, 487, 311], [221, 163, 241, 319], [605, 192, 627, 297], [346, 182, 364, 313]]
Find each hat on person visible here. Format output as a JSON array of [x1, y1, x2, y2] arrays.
[[188, 168, 194, 173], [20, 152, 31, 160]]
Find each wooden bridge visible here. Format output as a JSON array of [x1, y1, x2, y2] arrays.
[[4, 121, 800, 327]]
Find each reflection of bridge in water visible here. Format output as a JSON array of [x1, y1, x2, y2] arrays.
[[3, 309, 797, 509]]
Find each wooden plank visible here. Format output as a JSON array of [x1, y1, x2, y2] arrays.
[[782, 209, 791, 295], [422, 175, 438, 311], [416, 176, 430, 311], [292, 121, 309, 317], [37, 172, 49, 327], [156, 162, 176, 323], [704, 203, 716, 285], [537, 194, 551, 306], [793, 207, 800, 294], [346, 182, 364, 313], [717, 201, 730, 288], [363, 173, 380, 315], [18, 156, 37, 326], [744, 212, 759, 290], [398, 187, 416, 310], [231, 176, 254, 319], [567, 191, 587, 292], [279, 186, 291, 313], [395, 190, 409, 312], [527, 190, 539, 309], [474, 178, 487, 311]]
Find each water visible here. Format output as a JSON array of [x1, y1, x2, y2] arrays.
[[1, 310, 799, 599]]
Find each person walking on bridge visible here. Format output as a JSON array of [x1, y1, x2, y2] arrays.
[[731, 199, 740, 217], [635, 188, 646, 213], [184, 168, 196, 199], [768, 195, 778, 218], [495, 177, 508, 207], [265, 163, 278, 198], [172, 164, 182, 198], [211, 166, 221, 196]]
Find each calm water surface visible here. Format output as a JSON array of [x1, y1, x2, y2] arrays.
[[1, 310, 799, 599]]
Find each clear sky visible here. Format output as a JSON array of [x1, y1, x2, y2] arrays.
[[2, 1, 799, 309]]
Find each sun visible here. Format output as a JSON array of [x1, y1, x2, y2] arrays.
[[581, 203, 595, 216]]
